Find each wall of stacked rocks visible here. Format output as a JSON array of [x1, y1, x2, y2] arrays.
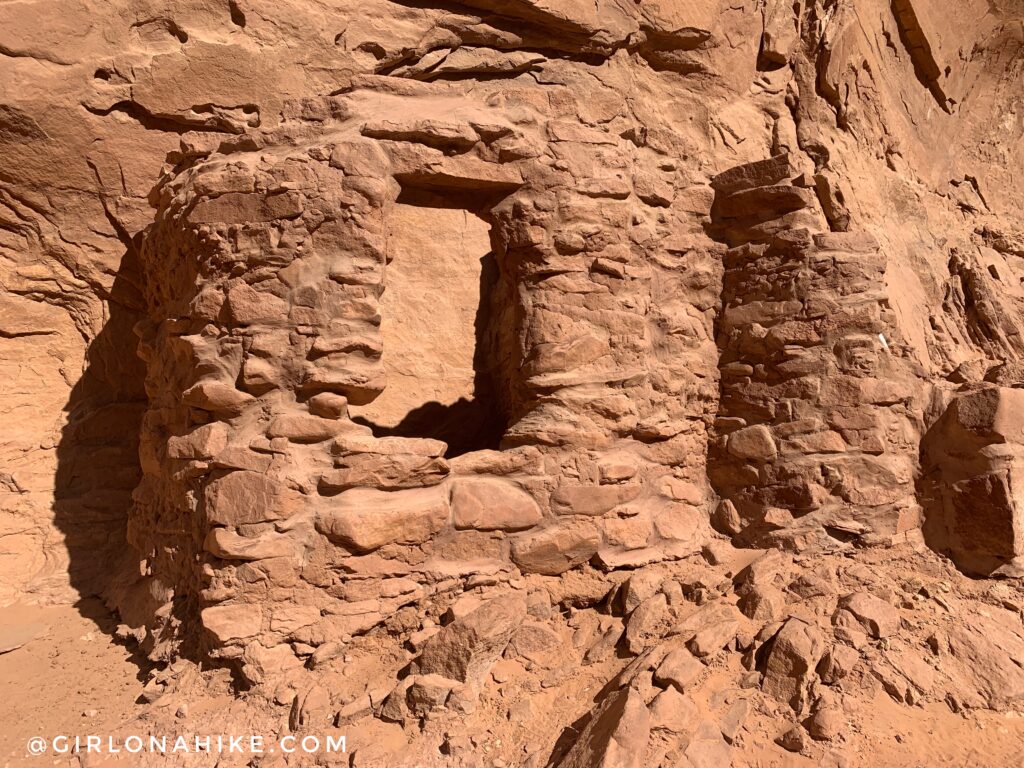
[[135, 82, 725, 677], [707, 154, 928, 552]]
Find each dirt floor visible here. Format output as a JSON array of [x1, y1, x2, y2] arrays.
[[730, 693, 1024, 767], [0, 600, 146, 767]]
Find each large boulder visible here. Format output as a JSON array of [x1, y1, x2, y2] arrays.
[[413, 595, 527, 687], [555, 685, 651, 768], [762, 618, 826, 713], [924, 387, 1024, 573]]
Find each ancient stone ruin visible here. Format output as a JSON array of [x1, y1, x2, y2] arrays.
[[2, 0, 1024, 764]]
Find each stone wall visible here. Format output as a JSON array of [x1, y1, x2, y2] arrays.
[[5, 0, 1024, 761], [134, 84, 722, 677], [708, 156, 927, 551]]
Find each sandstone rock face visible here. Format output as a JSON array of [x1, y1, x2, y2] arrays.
[[3, 0, 1024, 763], [923, 386, 1024, 574]]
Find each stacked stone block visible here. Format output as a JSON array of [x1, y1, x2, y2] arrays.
[[709, 156, 926, 550]]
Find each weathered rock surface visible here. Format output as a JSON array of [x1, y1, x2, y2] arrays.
[[555, 685, 650, 768], [923, 386, 1024, 574], [413, 595, 526, 687], [763, 618, 826, 713]]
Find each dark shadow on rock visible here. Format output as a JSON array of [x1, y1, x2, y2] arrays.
[[354, 392, 507, 458], [916, 401, 1009, 580], [51, 230, 152, 665]]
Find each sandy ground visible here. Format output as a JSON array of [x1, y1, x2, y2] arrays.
[[854, 697, 1024, 767], [0, 600, 146, 767], [732, 694, 1024, 767]]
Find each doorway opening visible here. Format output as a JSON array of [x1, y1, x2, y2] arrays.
[[348, 187, 510, 457]]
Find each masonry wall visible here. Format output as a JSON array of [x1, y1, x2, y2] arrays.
[[134, 89, 722, 680]]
